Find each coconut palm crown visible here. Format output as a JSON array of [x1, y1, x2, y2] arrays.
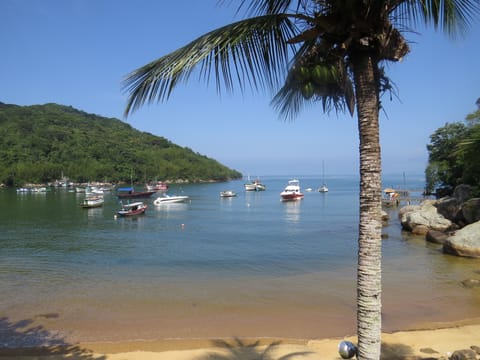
[[123, 2, 479, 360]]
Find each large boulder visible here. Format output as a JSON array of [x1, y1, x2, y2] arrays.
[[435, 196, 460, 222], [461, 198, 480, 225], [400, 200, 452, 235], [443, 221, 480, 258], [452, 184, 473, 203]]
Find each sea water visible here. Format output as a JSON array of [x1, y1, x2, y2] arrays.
[[1, 175, 479, 346]]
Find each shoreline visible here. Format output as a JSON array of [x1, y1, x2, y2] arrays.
[[2, 319, 480, 359]]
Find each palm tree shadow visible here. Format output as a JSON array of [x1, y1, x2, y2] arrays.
[[0, 316, 105, 360], [199, 338, 314, 360], [380, 342, 437, 360]]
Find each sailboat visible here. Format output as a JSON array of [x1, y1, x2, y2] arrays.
[[318, 161, 329, 193]]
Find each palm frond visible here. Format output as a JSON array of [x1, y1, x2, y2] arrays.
[[271, 39, 354, 120], [235, 0, 299, 16], [123, 14, 297, 117], [393, 0, 480, 37]]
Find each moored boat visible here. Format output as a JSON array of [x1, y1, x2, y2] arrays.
[[81, 195, 104, 208], [280, 179, 304, 201], [220, 190, 237, 198], [116, 187, 156, 199], [318, 184, 329, 193], [146, 181, 168, 192], [153, 194, 190, 205], [116, 201, 147, 217], [244, 178, 266, 191]]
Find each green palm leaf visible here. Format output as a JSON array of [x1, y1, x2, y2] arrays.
[[123, 14, 297, 116]]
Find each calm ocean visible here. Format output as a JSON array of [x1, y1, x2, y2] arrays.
[[1, 175, 479, 346]]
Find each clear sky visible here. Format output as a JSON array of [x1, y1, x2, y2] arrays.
[[1, 1, 479, 178]]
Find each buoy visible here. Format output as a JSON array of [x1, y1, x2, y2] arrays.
[[338, 340, 357, 359]]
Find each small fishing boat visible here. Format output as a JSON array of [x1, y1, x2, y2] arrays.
[[280, 179, 304, 201], [244, 178, 266, 191], [220, 190, 237, 198], [116, 201, 147, 217], [81, 195, 104, 208], [153, 194, 190, 205], [146, 181, 168, 192]]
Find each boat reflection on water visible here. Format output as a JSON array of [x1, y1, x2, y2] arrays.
[[282, 199, 302, 223]]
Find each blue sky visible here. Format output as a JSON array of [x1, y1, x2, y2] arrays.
[[1, 1, 479, 178]]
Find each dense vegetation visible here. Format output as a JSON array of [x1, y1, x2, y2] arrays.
[[425, 98, 480, 196], [0, 102, 242, 186]]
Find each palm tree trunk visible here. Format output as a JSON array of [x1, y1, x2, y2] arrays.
[[351, 52, 383, 360]]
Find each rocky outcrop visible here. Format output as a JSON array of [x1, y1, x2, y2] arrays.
[[462, 198, 480, 224], [399, 184, 480, 258], [443, 222, 480, 258], [433, 186, 480, 227], [400, 200, 452, 235]]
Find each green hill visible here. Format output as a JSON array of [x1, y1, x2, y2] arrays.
[[0, 102, 242, 186]]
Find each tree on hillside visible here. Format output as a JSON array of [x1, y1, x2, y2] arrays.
[[123, 2, 479, 359], [426, 100, 480, 196], [425, 122, 468, 193]]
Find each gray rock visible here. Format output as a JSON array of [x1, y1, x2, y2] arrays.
[[449, 349, 477, 360], [435, 196, 460, 222], [453, 185, 473, 203], [443, 221, 480, 258], [462, 198, 480, 225], [461, 279, 480, 288], [426, 230, 450, 245], [470, 345, 480, 355]]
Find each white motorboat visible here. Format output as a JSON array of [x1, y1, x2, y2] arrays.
[[220, 190, 237, 198], [81, 195, 104, 208], [244, 178, 266, 191], [153, 194, 190, 205], [280, 179, 304, 201]]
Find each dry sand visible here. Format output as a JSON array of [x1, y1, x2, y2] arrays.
[[1, 321, 479, 360]]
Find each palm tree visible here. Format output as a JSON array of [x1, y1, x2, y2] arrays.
[[122, 1, 479, 359]]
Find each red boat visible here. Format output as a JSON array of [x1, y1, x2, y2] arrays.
[[146, 181, 168, 192], [280, 179, 304, 201], [116, 187, 156, 199], [116, 202, 147, 217]]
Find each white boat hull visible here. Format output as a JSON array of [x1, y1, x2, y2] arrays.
[[153, 195, 189, 205]]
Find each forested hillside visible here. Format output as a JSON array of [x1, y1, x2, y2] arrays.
[[0, 102, 242, 186], [425, 98, 480, 196]]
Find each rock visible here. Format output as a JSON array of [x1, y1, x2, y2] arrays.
[[435, 197, 460, 222], [461, 279, 480, 288], [470, 345, 480, 355], [443, 221, 480, 258], [411, 224, 430, 235], [398, 204, 422, 219], [382, 210, 389, 221], [426, 230, 450, 245], [400, 200, 452, 233], [420, 348, 439, 354], [453, 185, 473, 203], [449, 349, 477, 360], [461, 198, 480, 225]]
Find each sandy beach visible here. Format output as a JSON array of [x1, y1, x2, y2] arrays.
[[1, 320, 479, 360]]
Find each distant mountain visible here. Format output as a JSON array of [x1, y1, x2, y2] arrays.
[[0, 102, 242, 186]]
